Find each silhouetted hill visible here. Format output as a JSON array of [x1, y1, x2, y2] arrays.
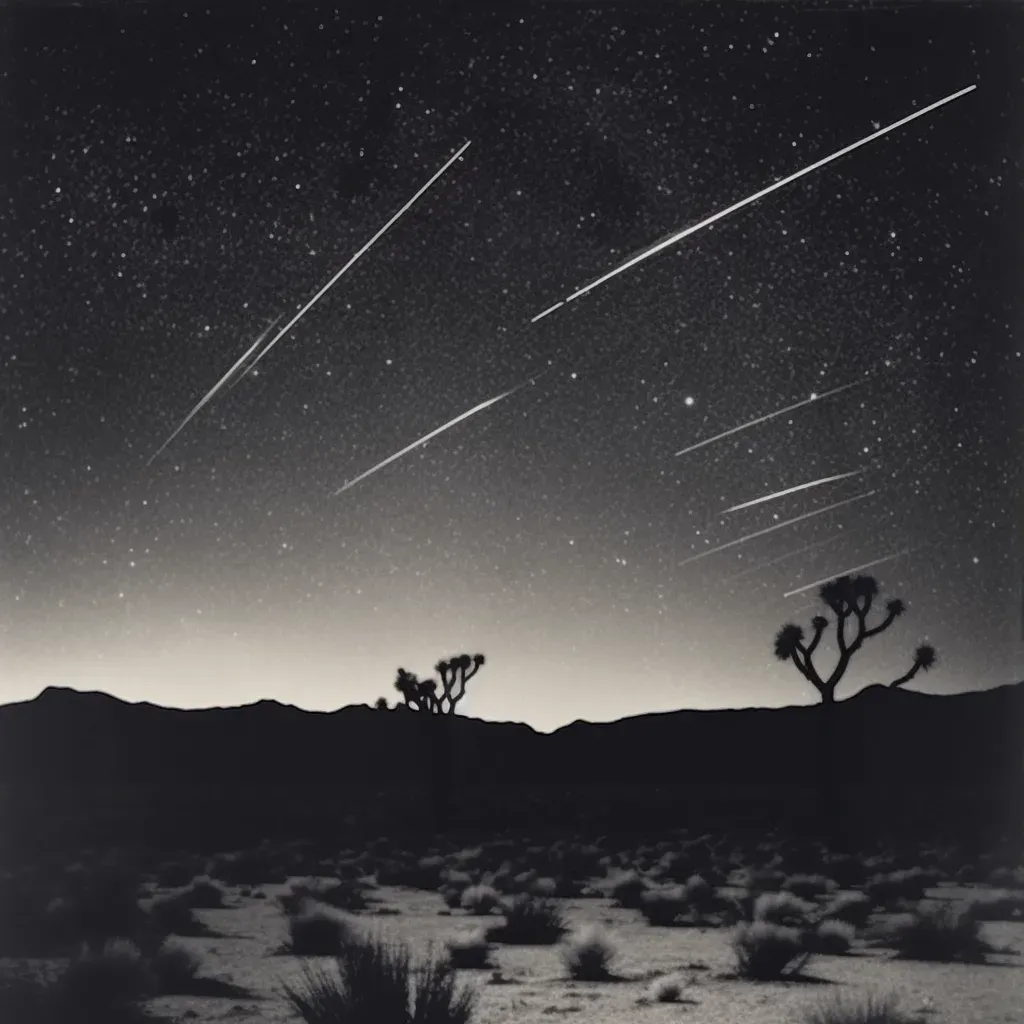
[[1, 683, 1021, 854]]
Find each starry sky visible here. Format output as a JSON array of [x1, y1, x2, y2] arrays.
[[1, 0, 1022, 732]]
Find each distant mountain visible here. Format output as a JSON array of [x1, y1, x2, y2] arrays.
[[1, 683, 1021, 852]]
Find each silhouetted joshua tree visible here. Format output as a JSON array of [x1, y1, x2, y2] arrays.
[[773, 574, 937, 703], [771, 573, 938, 842], [385, 654, 487, 833], [374, 696, 390, 711]]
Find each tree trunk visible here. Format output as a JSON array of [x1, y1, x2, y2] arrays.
[[817, 695, 841, 846]]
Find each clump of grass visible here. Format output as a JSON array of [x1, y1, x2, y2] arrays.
[[148, 893, 211, 937], [732, 921, 811, 980], [56, 938, 157, 1020], [445, 928, 494, 969], [822, 892, 874, 929], [281, 878, 368, 916], [639, 887, 685, 926], [460, 884, 502, 915], [888, 904, 996, 963], [282, 901, 358, 956], [485, 895, 567, 945], [284, 932, 476, 1024], [803, 990, 924, 1024], [150, 940, 202, 994], [752, 892, 817, 929], [560, 926, 617, 981], [966, 894, 1024, 922], [866, 869, 928, 907], [609, 870, 648, 909], [179, 875, 226, 909], [648, 975, 686, 1003], [783, 874, 837, 901], [806, 919, 855, 955]]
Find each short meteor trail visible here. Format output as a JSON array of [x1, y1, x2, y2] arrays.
[[148, 140, 472, 464], [783, 548, 917, 598], [719, 469, 867, 515], [333, 381, 529, 497], [678, 489, 878, 568], [721, 532, 847, 584], [529, 84, 976, 323], [146, 316, 285, 467], [674, 379, 866, 458]]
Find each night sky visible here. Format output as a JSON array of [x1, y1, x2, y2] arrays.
[[2, 0, 1022, 731]]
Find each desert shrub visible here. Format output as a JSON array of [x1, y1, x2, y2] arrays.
[[284, 933, 476, 1024], [150, 940, 202, 994], [822, 892, 874, 929], [283, 902, 357, 956], [888, 905, 996, 963], [155, 859, 203, 889], [648, 976, 685, 1003], [639, 888, 685, 926], [208, 848, 288, 886], [806, 919, 855, 955], [445, 928, 494, 969], [732, 921, 810, 980], [57, 939, 157, 1018], [442, 869, 473, 890], [512, 869, 538, 892], [739, 867, 787, 892], [753, 892, 817, 929], [460, 885, 502, 915], [440, 886, 465, 910], [988, 866, 1024, 890], [681, 874, 721, 921], [281, 878, 368, 916], [803, 991, 924, 1024], [561, 926, 616, 981], [783, 874, 837, 901], [148, 894, 210, 937], [610, 869, 648, 908], [823, 854, 869, 889], [866, 869, 928, 907], [486, 895, 567, 945], [179, 876, 226, 909], [966, 894, 1024, 922], [57, 862, 147, 951], [529, 876, 558, 898]]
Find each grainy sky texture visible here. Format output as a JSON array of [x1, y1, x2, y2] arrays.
[[1, 0, 1022, 731]]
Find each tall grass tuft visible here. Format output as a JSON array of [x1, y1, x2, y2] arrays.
[[284, 932, 476, 1024], [803, 991, 924, 1024], [732, 921, 810, 980], [485, 895, 567, 945], [889, 905, 996, 963], [560, 926, 617, 981]]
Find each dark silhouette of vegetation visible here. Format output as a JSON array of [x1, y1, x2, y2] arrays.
[[773, 574, 937, 704], [374, 697, 390, 711], [772, 574, 938, 844], [384, 654, 486, 833], [390, 654, 486, 714]]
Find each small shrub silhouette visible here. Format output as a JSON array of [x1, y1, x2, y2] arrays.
[[732, 921, 811, 980], [866, 869, 929, 907], [179, 876, 226, 909], [783, 874, 837, 901], [283, 902, 358, 956], [822, 892, 874, 929], [648, 976, 686, 1003], [966, 894, 1024, 922], [445, 928, 494, 969], [150, 940, 202, 994], [57, 939, 157, 1018], [753, 892, 817, 929], [459, 885, 502, 915], [284, 932, 476, 1024], [889, 905, 997, 963], [282, 878, 369, 916], [803, 991, 926, 1024], [148, 893, 211, 938], [640, 887, 685, 926], [806, 919, 855, 955], [610, 870, 648, 908], [485, 895, 567, 945], [561, 926, 617, 981]]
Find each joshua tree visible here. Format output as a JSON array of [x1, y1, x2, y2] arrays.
[[773, 574, 938, 704], [384, 654, 487, 833], [374, 696, 390, 711], [390, 654, 486, 715], [771, 574, 938, 841]]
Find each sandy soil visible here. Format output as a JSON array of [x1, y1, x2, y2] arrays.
[[139, 883, 1024, 1024]]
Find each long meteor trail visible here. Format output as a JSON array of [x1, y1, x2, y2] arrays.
[[719, 469, 866, 515], [146, 316, 285, 467], [783, 548, 917, 598], [148, 140, 472, 465], [678, 489, 878, 568], [530, 84, 976, 324], [675, 379, 865, 457], [333, 382, 526, 497], [721, 532, 847, 584]]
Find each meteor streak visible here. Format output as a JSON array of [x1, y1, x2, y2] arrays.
[[333, 381, 526, 496], [720, 469, 866, 514], [148, 140, 471, 464], [674, 379, 865, 457], [243, 139, 472, 379], [146, 316, 284, 467], [782, 548, 917, 598], [224, 314, 284, 393], [678, 490, 878, 567], [530, 84, 976, 323], [721, 532, 847, 583]]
